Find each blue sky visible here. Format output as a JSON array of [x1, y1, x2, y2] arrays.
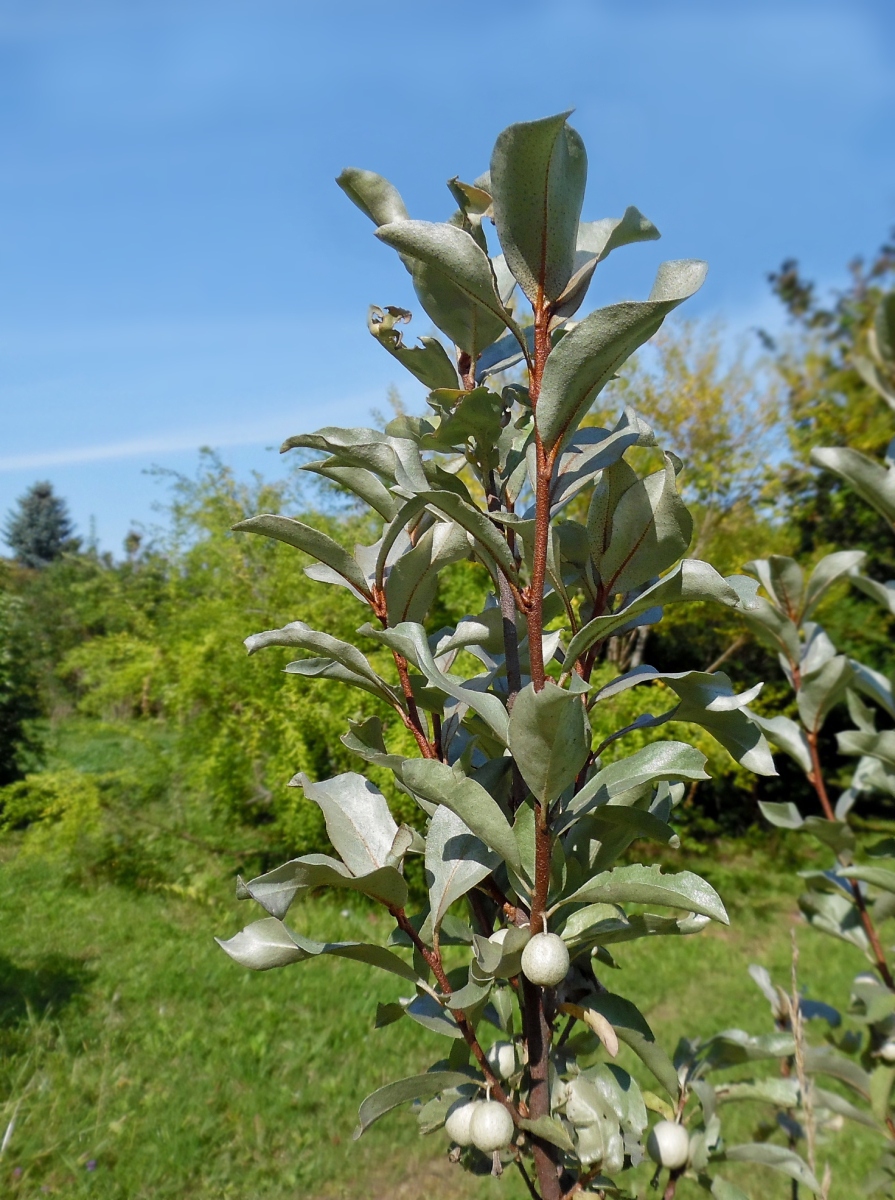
[[2, 0, 894, 554]]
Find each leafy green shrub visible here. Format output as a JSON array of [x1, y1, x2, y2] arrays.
[[0, 586, 43, 783], [211, 112, 817, 1200]]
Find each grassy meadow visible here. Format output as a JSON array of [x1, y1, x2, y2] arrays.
[[0, 721, 885, 1200]]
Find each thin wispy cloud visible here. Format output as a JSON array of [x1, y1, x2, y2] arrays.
[[0, 429, 272, 473]]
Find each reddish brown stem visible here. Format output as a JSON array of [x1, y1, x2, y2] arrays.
[[806, 732, 895, 991], [392, 651, 436, 759]]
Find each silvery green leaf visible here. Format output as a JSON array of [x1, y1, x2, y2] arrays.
[[799, 890, 870, 955], [560, 904, 708, 948], [562, 741, 708, 826], [376, 220, 521, 344], [413, 489, 518, 582], [426, 805, 498, 932], [811, 445, 895, 524], [476, 326, 535, 381], [803, 549, 866, 617], [566, 559, 749, 664], [804, 1046, 872, 1099], [518, 1115, 576, 1152], [409, 256, 507, 358], [548, 422, 642, 514], [595, 454, 693, 594], [368, 306, 460, 390], [701, 1028, 795, 1067], [385, 521, 469, 624], [855, 353, 895, 409], [509, 681, 591, 805], [797, 654, 853, 733], [560, 863, 728, 924], [723, 1144, 821, 1193], [535, 259, 707, 454], [301, 460, 400, 521], [839, 864, 895, 894], [490, 111, 586, 304], [580, 991, 679, 1099], [747, 713, 812, 774], [216, 916, 311, 970], [849, 659, 895, 719], [282, 656, 394, 701], [800, 622, 838, 676], [367, 621, 510, 745], [401, 759, 523, 875], [336, 167, 410, 225], [740, 596, 801, 663], [296, 772, 398, 877], [340, 716, 406, 775], [353, 1071, 474, 1139], [239, 853, 408, 915], [838, 728, 895, 767], [232, 515, 371, 598], [594, 668, 774, 775], [758, 800, 804, 829], [851, 573, 895, 616], [584, 806, 680, 869], [765, 555, 805, 620], [405, 992, 463, 1039], [217, 917, 419, 981], [554, 207, 661, 320], [813, 1085, 882, 1131], [436, 606, 510, 658], [245, 620, 397, 701]]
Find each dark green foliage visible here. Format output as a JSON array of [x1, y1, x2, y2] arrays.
[[0, 585, 43, 784], [3, 480, 77, 568], [764, 236, 895, 578]]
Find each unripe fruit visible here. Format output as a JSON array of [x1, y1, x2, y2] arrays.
[[646, 1120, 690, 1170], [444, 1100, 481, 1146], [486, 1040, 518, 1079], [520, 932, 570, 988], [469, 1100, 515, 1152]]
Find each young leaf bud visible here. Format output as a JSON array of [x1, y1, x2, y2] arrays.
[[520, 932, 570, 987]]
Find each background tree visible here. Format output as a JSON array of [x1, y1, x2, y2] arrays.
[[763, 236, 895, 578], [4, 480, 77, 569]]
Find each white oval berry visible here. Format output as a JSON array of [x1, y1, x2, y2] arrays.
[[486, 1040, 518, 1080], [520, 932, 570, 988], [646, 1120, 690, 1170], [469, 1100, 515, 1152], [444, 1100, 481, 1146]]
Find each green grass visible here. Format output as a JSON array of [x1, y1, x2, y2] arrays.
[[1, 717, 886, 1198], [0, 844, 886, 1200]]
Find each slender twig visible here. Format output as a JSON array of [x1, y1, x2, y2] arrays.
[[391, 650, 436, 759], [515, 1156, 542, 1200], [704, 635, 747, 675]]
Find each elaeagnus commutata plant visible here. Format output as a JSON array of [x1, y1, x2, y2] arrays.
[[213, 112, 853, 1199]]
